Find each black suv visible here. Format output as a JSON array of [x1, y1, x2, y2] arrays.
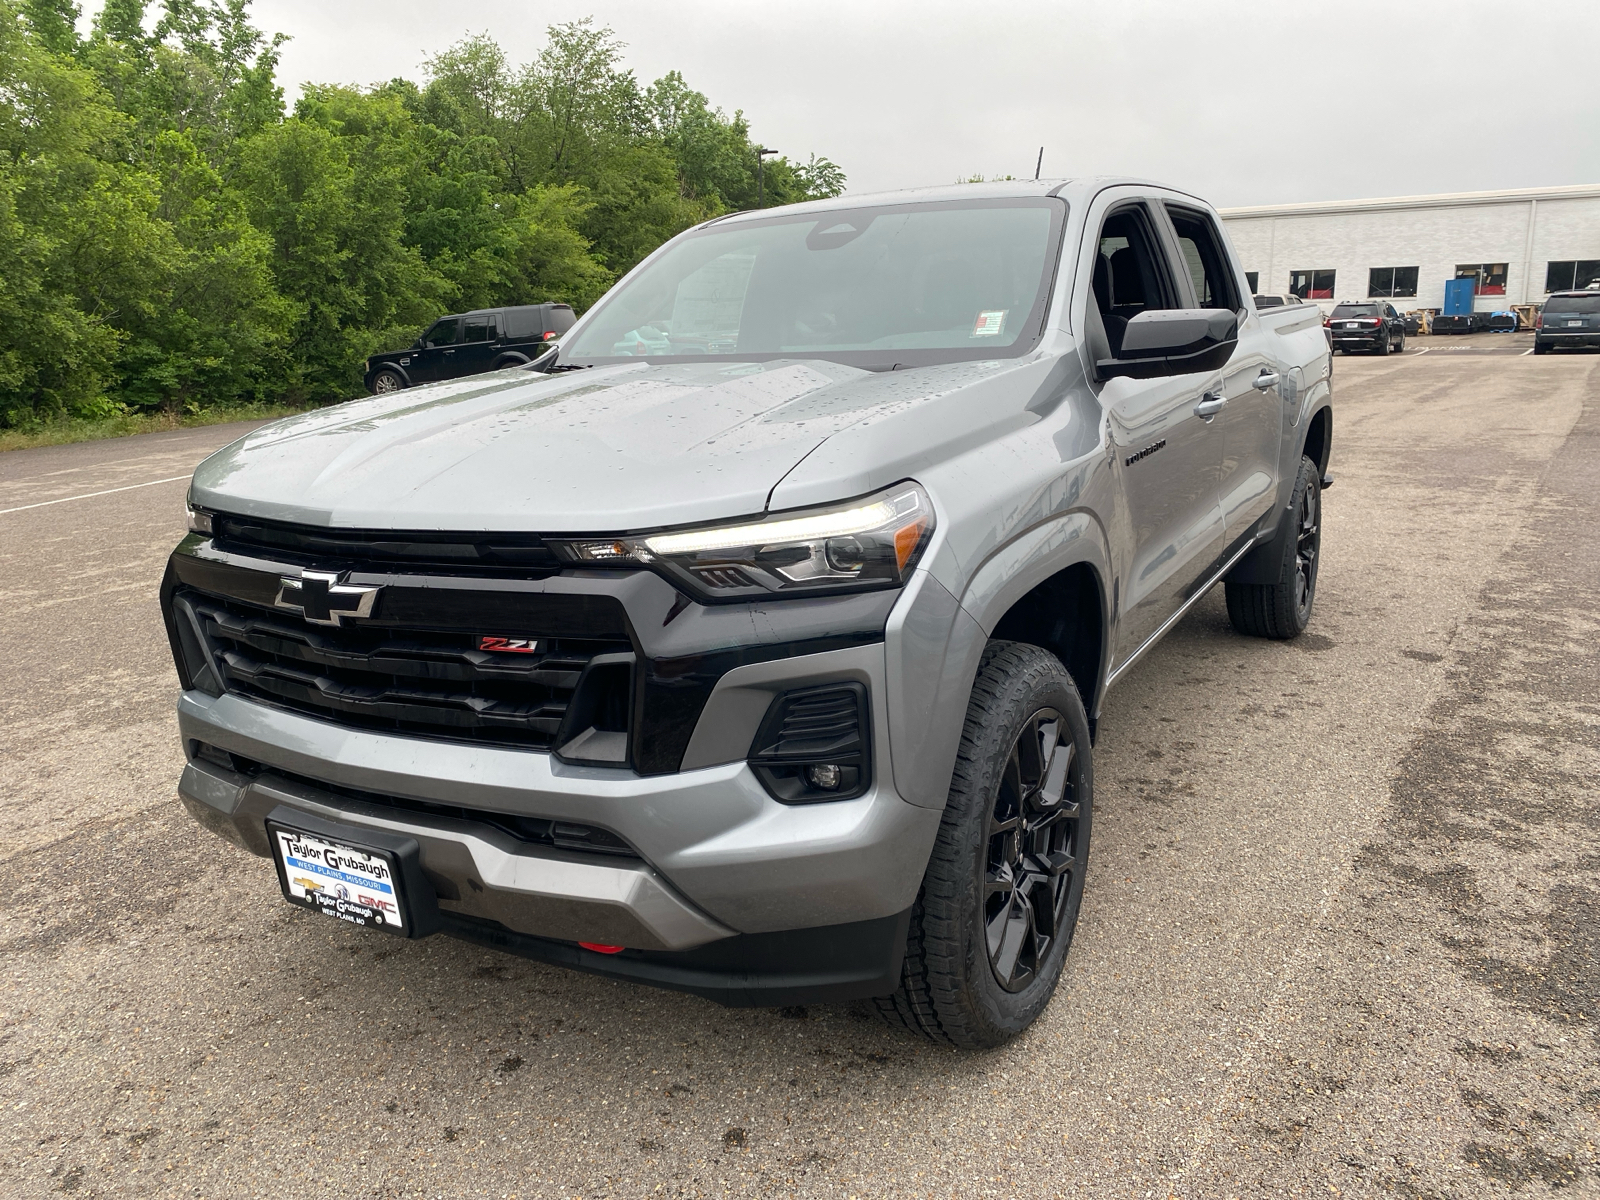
[[1534, 291, 1600, 354], [1326, 301, 1405, 354], [364, 304, 576, 393]]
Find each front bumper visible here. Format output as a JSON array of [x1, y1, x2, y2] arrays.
[[174, 638, 941, 968]]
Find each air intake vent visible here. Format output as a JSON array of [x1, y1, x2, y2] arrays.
[[749, 683, 870, 803]]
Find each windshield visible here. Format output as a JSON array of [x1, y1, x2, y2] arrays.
[[560, 198, 1066, 369], [1331, 304, 1381, 318], [1546, 295, 1600, 314]]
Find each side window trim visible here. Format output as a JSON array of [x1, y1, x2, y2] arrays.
[[1159, 201, 1244, 314]]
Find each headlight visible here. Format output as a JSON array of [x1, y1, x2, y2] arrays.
[[554, 483, 935, 601], [186, 505, 213, 535]]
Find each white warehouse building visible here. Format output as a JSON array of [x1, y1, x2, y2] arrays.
[[1219, 183, 1600, 313]]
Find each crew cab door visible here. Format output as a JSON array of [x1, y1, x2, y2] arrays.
[[1162, 203, 1284, 541], [1085, 196, 1226, 666]]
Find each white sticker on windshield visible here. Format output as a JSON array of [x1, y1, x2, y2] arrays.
[[972, 310, 1007, 337]]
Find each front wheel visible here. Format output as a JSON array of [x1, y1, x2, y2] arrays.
[[1225, 455, 1322, 639], [875, 642, 1092, 1049], [371, 369, 405, 394]]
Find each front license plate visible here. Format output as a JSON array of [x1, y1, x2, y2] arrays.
[[272, 825, 405, 932]]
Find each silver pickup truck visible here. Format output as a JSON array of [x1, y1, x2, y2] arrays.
[[163, 178, 1332, 1048]]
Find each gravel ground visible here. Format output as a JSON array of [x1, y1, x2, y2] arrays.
[[1, 350, 1596, 1198]]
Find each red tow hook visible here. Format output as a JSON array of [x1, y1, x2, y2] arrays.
[[579, 942, 626, 955]]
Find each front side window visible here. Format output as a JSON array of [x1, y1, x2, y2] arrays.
[[1089, 204, 1181, 356], [1546, 260, 1600, 293], [1165, 205, 1242, 311], [1456, 264, 1507, 296], [425, 318, 461, 347], [560, 199, 1066, 370], [1290, 269, 1336, 300], [1369, 266, 1418, 298]]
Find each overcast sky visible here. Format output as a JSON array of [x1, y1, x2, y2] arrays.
[[94, 0, 1600, 207]]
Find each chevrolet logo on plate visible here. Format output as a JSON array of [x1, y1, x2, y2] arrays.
[[274, 571, 382, 626]]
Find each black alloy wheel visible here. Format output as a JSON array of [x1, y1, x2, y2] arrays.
[[1293, 469, 1321, 622], [984, 708, 1084, 992], [875, 642, 1094, 1048]]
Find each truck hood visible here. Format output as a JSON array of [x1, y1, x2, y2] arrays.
[[190, 356, 1051, 532]]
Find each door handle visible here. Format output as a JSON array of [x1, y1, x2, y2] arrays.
[[443, 349, 456, 355], [1252, 371, 1281, 391], [1193, 393, 1227, 420]]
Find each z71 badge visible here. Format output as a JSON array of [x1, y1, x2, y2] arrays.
[[478, 636, 541, 654]]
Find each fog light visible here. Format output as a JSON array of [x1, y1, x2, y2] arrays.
[[804, 764, 843, 791]]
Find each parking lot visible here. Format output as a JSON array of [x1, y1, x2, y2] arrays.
[[1, 345, 1597, 1198]]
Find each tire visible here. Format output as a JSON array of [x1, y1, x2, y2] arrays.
[[1533, 341, 1549, 355], [1392, 330, 1405, 353], [1374, 332, 1389, 355], [875, 642, 1093, 1049], [371, 369, 405, 394], [1225, 455, 1322, 640], [492, 353, 531, 371]]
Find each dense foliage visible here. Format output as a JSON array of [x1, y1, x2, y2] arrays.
[[0, 1, 845, 425]]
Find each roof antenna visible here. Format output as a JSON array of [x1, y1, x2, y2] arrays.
[[1034, 147, 1044, 181]]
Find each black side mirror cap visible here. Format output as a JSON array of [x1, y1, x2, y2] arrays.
[[1098, 308, 1239, 380]]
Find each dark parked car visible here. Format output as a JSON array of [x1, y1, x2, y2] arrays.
[[364, 304, 576, 393], [1326, 301, 1405, 354], [1534, 291, 1600, 354]]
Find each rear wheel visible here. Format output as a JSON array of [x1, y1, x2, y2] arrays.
[[875, 642, 1092, 1049], [372, 369, 404, 394], [1225, 454, 1322, 640], [1374, 331, 1390, 355], [1392, 329, 1405, 353], [1533, 340, 1550, 355]]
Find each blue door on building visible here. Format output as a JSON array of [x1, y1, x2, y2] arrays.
[[1443, 277, 1476, 315]]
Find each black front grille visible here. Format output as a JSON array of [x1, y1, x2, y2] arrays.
[[181, 592, 631, 749], [210, 513, 563, 578]]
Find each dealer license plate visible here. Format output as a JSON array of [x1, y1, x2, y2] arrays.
[[272, 826, 405, 931], [1568, 320, 1584, 327]]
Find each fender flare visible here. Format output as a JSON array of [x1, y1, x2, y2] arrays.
[[1229, 401, 1332, 585], [884, 513, 1112, 809]]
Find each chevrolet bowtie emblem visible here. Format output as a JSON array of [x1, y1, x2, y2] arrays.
[[274, 571, 382, 626]]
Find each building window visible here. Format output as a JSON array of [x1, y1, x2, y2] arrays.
[[1546, 260, 1600, 292], [1289, 269, 1335, 300], [1368, 266, 1418, 298], [1245, 271, 1259, 293], [1455, 263, 1507, 297]]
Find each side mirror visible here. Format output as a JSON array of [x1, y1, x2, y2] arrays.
[[412, 338, 425, 350], [1098, 308, 1239, 380]]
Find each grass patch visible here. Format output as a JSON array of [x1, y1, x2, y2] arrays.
[[0, 402, 320, 454]]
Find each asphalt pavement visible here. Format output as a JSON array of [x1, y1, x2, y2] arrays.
[[1, 348, 1597, 1198]]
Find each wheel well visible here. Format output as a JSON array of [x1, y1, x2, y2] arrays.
[[989, 562, 1105, 719], [1302, 405, 1332, 476]]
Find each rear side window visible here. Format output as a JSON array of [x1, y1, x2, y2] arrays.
[[1546, 295, 1600, 314], [547, 304, 576, 334], [502, 307, 542, 339], [1165, 205, 1243, 312], [463, 315, 495, 343]]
